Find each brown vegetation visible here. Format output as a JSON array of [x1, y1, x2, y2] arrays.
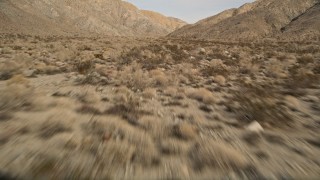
[[0, 35, 319, 179]]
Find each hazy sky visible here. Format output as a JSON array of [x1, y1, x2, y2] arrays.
[[126, 0, 255, 23]]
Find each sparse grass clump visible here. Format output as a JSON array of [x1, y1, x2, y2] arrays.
[[106, 93, 149, 126], [186, 88, 216, 104], [285, 64, 320, 90], [142, 88, 157, 99], [6, 74, 30, 86], [189, 138, 248, 171], [0, 53, 33, 80], [119, 43, 189, 69], [239, 59, 260, 75], [118, 62, 151, 91], [0, 83, 34, 112], [202, 59, 230, 77], [175, 63, 200, 84], [150, 69, 170, 87], [75, 71, 108, 85], [0, 61, 21, 80], [214, 75, 226, 86], [297, 54, 314, 65], [173, 123, 198, 140]]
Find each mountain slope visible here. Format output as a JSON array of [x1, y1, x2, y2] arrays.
[[169, 1, 259, 38], [170, 0, 319, 39], [0, 0, 186, 36], [282, 3, 320, 39], [141, 10, 186, 32]]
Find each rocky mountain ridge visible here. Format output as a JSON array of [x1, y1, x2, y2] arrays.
[[169, 0, 320, 40], [0, 0, 186, 36]]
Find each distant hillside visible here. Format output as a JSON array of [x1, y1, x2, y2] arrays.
[[0, 0, 186, 36], [169, 0, 320, 40], [282, 3, 320, 39]]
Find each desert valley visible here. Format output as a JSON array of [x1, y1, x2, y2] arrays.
[[0, 0, 320, 179]]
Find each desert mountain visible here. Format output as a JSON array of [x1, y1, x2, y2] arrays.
[[170, 0, 320, 40], [0, 0, 186, 36], [281, 3, 320, 39]]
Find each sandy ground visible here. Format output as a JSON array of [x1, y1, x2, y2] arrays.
[[0, 34, 320, 179]]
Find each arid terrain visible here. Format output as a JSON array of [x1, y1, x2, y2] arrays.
[[1, 0, 320, 179], [169, 0, 320, 40], [0, 0, 186, 36], [0, 34, 319, 179]]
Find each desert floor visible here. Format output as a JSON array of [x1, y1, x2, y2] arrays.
[[0, 34, 320, 179]]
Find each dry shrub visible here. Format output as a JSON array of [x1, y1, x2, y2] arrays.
[[0, 53, 32, 80], [265, 59, 286, 78], [76, 71, 108, 85], [118, 47, 145, 65], [115, 86, 132, 96], [78, 90, 100, 104], [101, 140, 135, 166], [173, 123, 198, 140], [75, 60, 94, 75], [230, 85, 293, 127], [176, 63, 199, 84], [265, 51, 277, 58], [186, 88, 216, 104], [163, 86, 177, 97], [118, 62, 151, 91], [106, 93, 147, 126], [87, 117, 160, 166], [164, 44, 189, 63], [130, 138, 160, 166], [277, 54, 287, 61], [203, 59, 230, 77], [286, 64, 319, 90], [54, 47, 76, 61], [297, 54, 314, 65], [239, 59, 260, 75], [284, 96, 301, 111], [37, 112, 74, 139], [214, 75, 226, 86], [149, 69, 176, 88], [0, 61, 21, 80], [119, 44, 175, 69], [6, 74, 30, 86], [313, 63, 320, 74], [189, 138, 249, 171], [138, 49, 163, 69], [0, 83, 34, 112], [139, 116, 171, 140], [142, 88, 157, 99]]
